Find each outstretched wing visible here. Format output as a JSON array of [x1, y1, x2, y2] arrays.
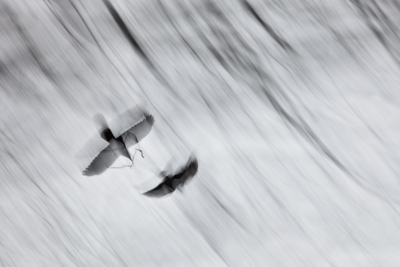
[[106, 103, 155, 149], [120, 114, 155, 149], [108, 103, 150, 138], [142, 182, 174, 198], [75, 134, 110, 160], [142, 156, 198, 197], [74, 134, 110, 173], [82, 139, 127, 176], [168, 157, 198, 189]]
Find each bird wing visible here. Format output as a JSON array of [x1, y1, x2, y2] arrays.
[[82, 139, 127, 176], [169, 157, 198, 187], [142, 182, 174, 198], [75, 133, 110, 159], [120, 114, 155, 149], [141, 157, 198, 197], [108, 103, 150, 139]]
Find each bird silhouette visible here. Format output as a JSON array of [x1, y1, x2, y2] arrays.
[[75, 104, 154, 176], [143, 155, 198, 198]]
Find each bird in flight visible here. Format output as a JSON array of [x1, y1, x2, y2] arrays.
[[142, 155, 198, 198], [75, 103, 154, 176]]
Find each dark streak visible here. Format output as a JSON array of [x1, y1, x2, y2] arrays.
[[242, 0, 293, 51], [103, 0, 149, 62], [351, 0, 400, 66], [156, 0, 211, 70], [5, 6, 55, 82], [103, 0, 185, 103], [43, 0, 86, 49], [207, 187, 247, 230]]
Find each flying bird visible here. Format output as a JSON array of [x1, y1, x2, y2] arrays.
[[142, 155, 198, 198], [75, 104, 154, 176]]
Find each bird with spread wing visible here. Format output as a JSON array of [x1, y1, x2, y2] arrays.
[[141, 155, 198, 198], [75, 103, 154, 176]]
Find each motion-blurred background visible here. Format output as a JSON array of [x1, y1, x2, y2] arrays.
[[1, 0, 400, 266]]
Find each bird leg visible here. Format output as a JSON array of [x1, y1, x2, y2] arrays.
[[124, 148, 135, 168], [130, 149, 145, 168], [133, 134, 144, 158], [129, 134, 145, 168]]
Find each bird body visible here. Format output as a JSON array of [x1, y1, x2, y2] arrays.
[[143, 155, 198, 198], [75, 103, 154, 176]]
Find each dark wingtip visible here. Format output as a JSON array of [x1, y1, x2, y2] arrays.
[[188, 158, 198, 176], [82, 169, 93, 176], [145, 114, 155, 125]]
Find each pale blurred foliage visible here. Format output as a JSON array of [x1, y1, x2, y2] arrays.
[[1, 0, 400, 266]]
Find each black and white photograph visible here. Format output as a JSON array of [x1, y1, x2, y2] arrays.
[[1, 0, 400, 266]]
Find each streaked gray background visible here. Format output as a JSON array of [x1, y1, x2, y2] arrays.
[[1, 0, 400, 266]]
